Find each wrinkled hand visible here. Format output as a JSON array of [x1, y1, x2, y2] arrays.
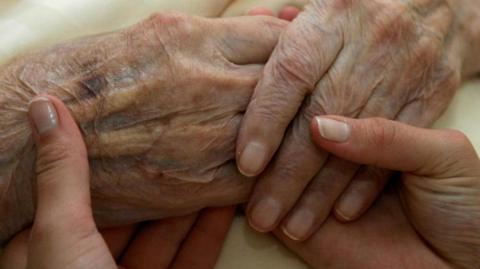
[[275, 116, 480, 269], [0, 95, 236, 269], [0, 12, 286, 244], [237, 0, 469, 240]]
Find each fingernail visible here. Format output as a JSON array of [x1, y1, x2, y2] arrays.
[[282, 209, 315, 241], [316, 117, 350, 142], [28, 97, 58, 135], [238, 142, 268, 177], [249, 197, 282, 232], [335, 193, 364, 222]]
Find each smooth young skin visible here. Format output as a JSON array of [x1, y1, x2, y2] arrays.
[[238, 0, 480, 241], [274, 116, 480, 269], [0, 95, 235, 269]]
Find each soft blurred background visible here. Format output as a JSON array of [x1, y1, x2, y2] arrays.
[[0, 1, 478, 268]]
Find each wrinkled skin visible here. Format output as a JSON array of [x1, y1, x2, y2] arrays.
[[237, 0, 480, 240], [0, 12, 287, 245]]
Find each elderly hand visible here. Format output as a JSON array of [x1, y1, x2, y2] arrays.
[[0, 95, 237, 269], [237, 0, 480, 240], [274, 116, 480, 269], [0, 12, 287, 243]]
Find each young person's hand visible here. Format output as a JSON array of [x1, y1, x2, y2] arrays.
[[0, 95, 236, 269], [275, 116, 479, 269], [238, 0, 480, 241]]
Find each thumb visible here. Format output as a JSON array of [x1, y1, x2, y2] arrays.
[[28, 95, 94, 239], [310, 116, 479, 177]]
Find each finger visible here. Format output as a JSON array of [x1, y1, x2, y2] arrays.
[[280, 158, 359, 241], [279, 6, 301, 21], [327, 91, 402, 223], [244, 45, 354, 233], [101, 224, 137, 260], [281, 87, 403, 236], [170, 206, 236, 269], [236, 6, 344, 177], [334, 167, 392, 222], [247, 7, 275, 17], [0, 229, 30, 269], [28, 95, 99, 244], [215, 15, 288, 64], [310, 116, 479, 176], [330, 84, 460, 221], [119, 214, 198, 269]]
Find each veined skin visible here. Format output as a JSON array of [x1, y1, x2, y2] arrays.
[[0, 12, 287, 245]]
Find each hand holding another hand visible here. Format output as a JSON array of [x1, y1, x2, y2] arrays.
[[0, 95, 236, 269], [238, 0, 472, 241], [275, 116, 480, 269]]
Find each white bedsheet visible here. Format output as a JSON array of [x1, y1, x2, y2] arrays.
[[0, 1, 478, 268]]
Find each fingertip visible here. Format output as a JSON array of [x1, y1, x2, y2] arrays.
[[279, 6, 301, 21], [247, 197, 282, 233], [333, 207, 354, 223], [28, 94, 82, 144], [237, 141, 269, 177], [28, 95, 59, 139]]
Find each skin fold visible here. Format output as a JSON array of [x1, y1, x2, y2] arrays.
[[0, 12, 288, 245]]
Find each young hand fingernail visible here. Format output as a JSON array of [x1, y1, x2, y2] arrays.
[[28, 97, 58, 135], [316, 117, 350, 143]]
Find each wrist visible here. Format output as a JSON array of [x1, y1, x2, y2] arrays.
[[447, 0, 480, 77]]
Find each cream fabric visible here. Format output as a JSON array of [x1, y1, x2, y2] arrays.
[[0, 1, 478, 268]]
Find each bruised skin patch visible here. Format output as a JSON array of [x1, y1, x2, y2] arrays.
[[78, 73, 108, 100]]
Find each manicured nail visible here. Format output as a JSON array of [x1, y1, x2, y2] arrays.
[[335, 193, 364, 222], [316, 117, 350, 142], [28, 97, 58, 134], [282, 209, 315, 241], [249, 197, 282, 232], [238, 142, 267, 177]]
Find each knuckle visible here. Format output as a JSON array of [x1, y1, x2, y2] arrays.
[[443, 129, 472, 151], [36, 138, 86, 176], [274, 160, 305, 184], [273, 57, 312, 90], [141, 12, 197, 41], [414, 37, 442, 67], [371, 2, 415, 45], [146, 12, 191, 28], [305, 178, 337, 199], [272, 42, 317, 91], [251, 93, 296, 126], [33, 207, 96, 241], [365, 118, 397, 148]]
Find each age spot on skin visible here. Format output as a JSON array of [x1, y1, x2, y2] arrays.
[[78, 73, 108, 100]]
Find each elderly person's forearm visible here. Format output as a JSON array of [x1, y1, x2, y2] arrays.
[[0, 12, 286, 245]]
